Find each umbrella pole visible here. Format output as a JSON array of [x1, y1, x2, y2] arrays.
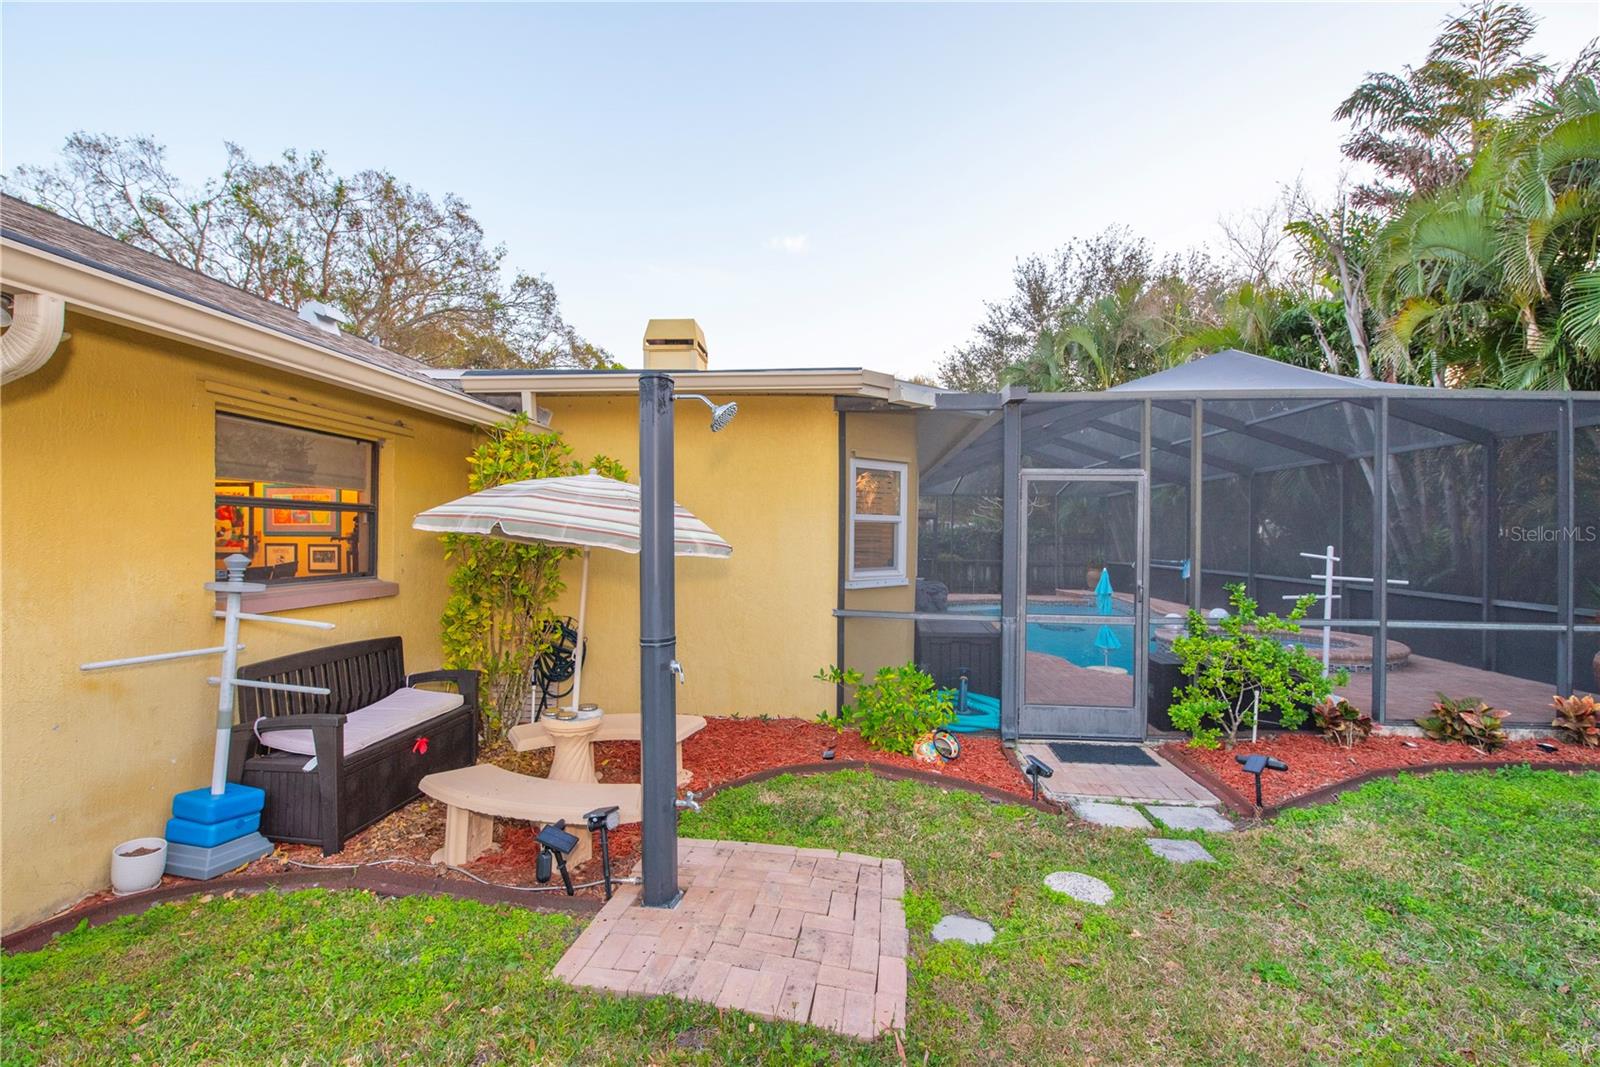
[[571, 548, 590, 714]]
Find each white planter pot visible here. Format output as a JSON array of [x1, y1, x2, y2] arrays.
[[111, 837, 167, 895]]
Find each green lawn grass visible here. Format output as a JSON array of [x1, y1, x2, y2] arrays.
[[4, 766, 1597, 1065]]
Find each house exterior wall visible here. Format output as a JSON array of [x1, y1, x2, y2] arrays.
[[538, 394, 839, 721], [0, 314, 478, 933], [840, 411, 920, 680]]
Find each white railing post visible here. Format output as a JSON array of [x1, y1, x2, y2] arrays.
[[82, 553, 335, 797], [1288, 545, 1409, 673]]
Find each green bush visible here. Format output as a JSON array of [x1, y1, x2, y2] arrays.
[[1417, 694, 1508, 751], [1169, 583, 1349, 749], [438, 414, 626, 739], [815, 662, 954, 755]]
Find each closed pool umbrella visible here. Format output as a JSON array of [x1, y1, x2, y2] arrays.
[[413, 473, 732, 715], [1094, 567, 1114, 615], [1094, 624, 1122, 667]]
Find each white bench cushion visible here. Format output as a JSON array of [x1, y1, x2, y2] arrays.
[[259, 687, 465, 758]]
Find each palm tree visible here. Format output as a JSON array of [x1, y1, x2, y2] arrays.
[[1001, 280, 1171, 391], [1365, 76, 1600, 388], [1169, 282, 1288, 361], [1335, 1, 1555, 208]]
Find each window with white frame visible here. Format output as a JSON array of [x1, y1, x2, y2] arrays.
[[847, 458, 908, 588]]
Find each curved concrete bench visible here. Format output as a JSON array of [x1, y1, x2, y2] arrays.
[[419, 764, 641, 867], [509, 713, 706, 785]]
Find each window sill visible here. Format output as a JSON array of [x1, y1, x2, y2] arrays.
[[845, 576, 910, 590], [214, 577, 400, 613]]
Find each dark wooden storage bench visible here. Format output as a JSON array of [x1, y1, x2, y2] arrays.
[[226, 637, 479, 855]]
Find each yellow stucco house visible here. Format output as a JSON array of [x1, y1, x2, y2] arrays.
[[11, 193, 1590, 936], [0, 196, 934, 932]]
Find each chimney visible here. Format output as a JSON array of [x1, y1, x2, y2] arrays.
[[642, 318, 708, 371]]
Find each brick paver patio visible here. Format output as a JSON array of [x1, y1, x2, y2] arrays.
[[551, 838, 907, 1041]]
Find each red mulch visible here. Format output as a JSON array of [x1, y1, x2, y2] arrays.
[[679, 717, 1031, 798], [227, 717, 1027, 899], [1173, 732, 1600, 808]]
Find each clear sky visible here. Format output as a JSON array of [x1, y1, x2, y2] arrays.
[[3, 2, 1596, 378]]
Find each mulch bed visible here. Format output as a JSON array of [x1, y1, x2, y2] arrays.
[[30, 718, 1597, 948], [1164, 732, 1600, 813], [678, 716, 1031, 798], [28, 718, 1030, 932]]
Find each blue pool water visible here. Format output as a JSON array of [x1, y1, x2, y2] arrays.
[[1026, 621, 1137, 673], [947, 599, 1141, 673]]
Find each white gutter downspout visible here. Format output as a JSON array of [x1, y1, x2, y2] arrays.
[[1, 291, 67, 385]]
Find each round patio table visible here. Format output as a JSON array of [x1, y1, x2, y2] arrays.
[[543, 711, 604, 784]]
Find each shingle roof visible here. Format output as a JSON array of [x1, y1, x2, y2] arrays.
[[0, 193, 442, 387]]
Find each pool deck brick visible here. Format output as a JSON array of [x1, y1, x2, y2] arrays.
[[555, 838, 906, 1042]]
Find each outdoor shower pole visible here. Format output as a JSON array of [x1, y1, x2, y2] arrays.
[[638, 371, 681, 908]]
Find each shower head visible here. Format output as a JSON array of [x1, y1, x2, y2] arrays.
[[677, 393, 739, 432]]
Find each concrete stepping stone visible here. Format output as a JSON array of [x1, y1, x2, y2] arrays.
[[931, 915, 995, 945], [1144, 838, 1216, 865], [1069, 799, 1154, 829], [1145, 805, 1234, 833], [1043, 871, 1114, 905]]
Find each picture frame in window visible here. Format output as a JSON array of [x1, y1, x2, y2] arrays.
[[214, 482, 255, 554], [306, 543, 343, 574], [263, 485, 339, 535], [263, 543, 299, 568]]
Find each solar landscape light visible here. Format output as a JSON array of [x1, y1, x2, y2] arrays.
[[1023, 754, 1054, 801], [584, 805, 621, 900], [535, 820, 580, 895], [1234, 753, 1289, 809]]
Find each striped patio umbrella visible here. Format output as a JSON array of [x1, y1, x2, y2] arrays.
[[413, 473, 731, 714]]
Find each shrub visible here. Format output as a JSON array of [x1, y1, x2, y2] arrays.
[[1550, 694, 1599, 747], [1417, 694, 1508, 751], [1312, 697, 1373, 748], [1168, 584, 1349, 749], [815, 662, 954, 755], [438, 414, 626, 739]]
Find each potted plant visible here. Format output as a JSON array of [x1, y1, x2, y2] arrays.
[[110, 837, 167, 895]]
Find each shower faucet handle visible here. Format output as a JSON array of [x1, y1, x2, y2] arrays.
[[669, 659, 686, 685]]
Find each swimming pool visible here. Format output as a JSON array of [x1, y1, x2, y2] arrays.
[[1025, 621, 1137, 673], [946, 600, 1141, 673]]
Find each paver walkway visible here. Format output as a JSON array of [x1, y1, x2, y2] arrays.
[[1018, 742, 1221, 805], [552, 838, 907, 1041]]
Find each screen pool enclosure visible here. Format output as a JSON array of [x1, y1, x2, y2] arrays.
[[835, 351, 1599, 742]]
